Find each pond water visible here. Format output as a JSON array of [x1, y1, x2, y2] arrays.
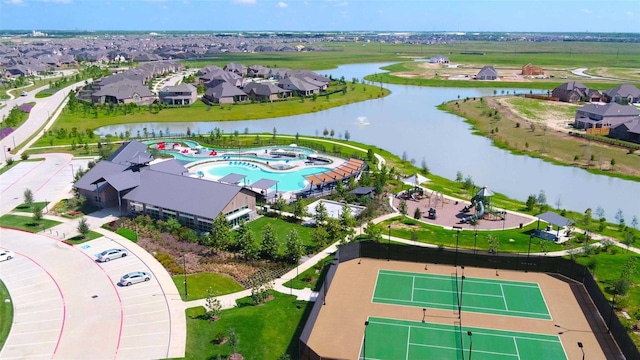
[[97, 63, 639, 222]]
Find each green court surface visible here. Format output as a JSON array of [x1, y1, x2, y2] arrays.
[[372, 270, 551, 320], [361, 317, 568, 360]]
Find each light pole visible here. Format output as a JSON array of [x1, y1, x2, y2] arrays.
[[387, 225, 391, 261], [607, 293, 617, 333], [183, 254, 188, 299], [363, 321, 369, 360], [473, 229, 478, 255], [70, 164, 75, 180], [526, 233, 533, 273], [453, 226, 462, 270], [577, 342, 584, 360], [467, 331, 473, 360], [459, 274, 466, 319]]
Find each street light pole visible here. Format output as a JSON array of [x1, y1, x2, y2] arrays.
[[363, 321, 369, 360], [526, 234, 533, 273], [607, 293, 617, 333], [577, 342, 584, 360], [70, 164, 75, 180], [183, 254, 188, 299], [453, 226, 462, 269], [459, 275, 466, 319], [467, 331, 473, 360], [473, 229, 478, 255], [387, 225, 391, 261]]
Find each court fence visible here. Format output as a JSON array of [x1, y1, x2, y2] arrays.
[[299, 241, 638, 360]]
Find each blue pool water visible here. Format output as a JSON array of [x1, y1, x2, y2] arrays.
[[205, 164, 330, 192]]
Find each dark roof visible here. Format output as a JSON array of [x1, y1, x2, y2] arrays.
[[251, 179, 278, 190], [477, 65, 498, 78], [74, 161, 128, 192], [103, 171, 140, 192], [204, 82, 247, 100], [149, 159, 188, 174], [350, 187, 375, 196], [578, 103, 639, 117], [108, 141, 149, 165], [555, 81, 587, 91], [123, 170, 244, 219], [536, 211, 573, 227], [218, 173, 246, 184], [605, 84, 640, 98]]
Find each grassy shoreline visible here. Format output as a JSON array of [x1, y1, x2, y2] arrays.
[[438, 98, 640, 182]]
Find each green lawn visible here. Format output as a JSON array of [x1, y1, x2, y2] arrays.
[[172, 273, 244, 301], [245, 216, 316, 252], [0, 214, 61, 232], [184, 292, 312, 360], [12, 201, 50, 213], [33, 83, 389, 147], [283, 254, 334, 291], [0, 279, 13, 351], [381, 216, 568, 254], [116, 227, 138, 242], [64, 230, 102, 245]]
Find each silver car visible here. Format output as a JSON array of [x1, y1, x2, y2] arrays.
[[119, 271, 151, 286], [97, 248, 129, 262]]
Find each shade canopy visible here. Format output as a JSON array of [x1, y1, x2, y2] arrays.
[[536, 211, 573, 227]]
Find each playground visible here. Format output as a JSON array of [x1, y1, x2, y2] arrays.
[[393, 185, 535, 230]]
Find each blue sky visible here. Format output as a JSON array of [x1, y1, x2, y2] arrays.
[[1, 0, 639, 32]]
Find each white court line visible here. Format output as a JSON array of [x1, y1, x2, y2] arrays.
[[411, 276, 415, 302], [406, 326, 411, 360], [379, 270, 539, 287], [500, 284, 509, 310], [414, 287, 503, 298], [514, 337, 521, 360], [408, 342, 520, 358]]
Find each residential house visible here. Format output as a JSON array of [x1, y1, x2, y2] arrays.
[[4, 64, 39, 77], [603, 84, 640, 104], [574, 102, 640, 129], [223, 63, 248, 76], [202, 82, 248, 104], [429, 55, 449, 64], [158, 83, 197, 105], [476, 66, 498, 80], [277, 76, 321, 96], [74, 141, 258, 231], [268, 68, 292, 80], [248, 64, 270, 78], [552, 81, 601, 103], [200, 69, 246, 88], [521, 63, 544, 76], [243, 82, 291, 101], [610, 119, 640, 143], [90, 78, 156, 105]]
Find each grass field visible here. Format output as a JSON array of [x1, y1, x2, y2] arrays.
[[171, 272, 244, 301], [362, 317, 567, 360], [184, 292, 312, 359], [64, 230, 102, 244], [373, 270, 551, 320], [0, 214, 61, 232], [245, 216, 316, 252], [0, 279, 13, 351]]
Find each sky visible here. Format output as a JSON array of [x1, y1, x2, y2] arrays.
[[1, 0, 639, 33]]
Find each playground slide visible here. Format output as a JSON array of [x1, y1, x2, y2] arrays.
[[461, 201, 484, 223]]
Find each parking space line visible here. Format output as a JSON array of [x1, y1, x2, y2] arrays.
[[117, 344, 167, 351], [8, 328, 60, 336], [14, 318, 63, 325], [15, 307, 61, 316], [122, 331, 170, 339], [1, 353, 52, 359], [15, 296, 61, 307], [122, 299, 167, 308], [11, 288, 61, 299], [123, 319, 170, 327], [124, 309, 166, 317]]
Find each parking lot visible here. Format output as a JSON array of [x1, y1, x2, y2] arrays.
[[0, 231, 176, 359]]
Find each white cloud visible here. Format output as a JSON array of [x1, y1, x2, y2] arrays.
[[581, 9, 592, 14], [232, 0, 256, 4], [626, 11, 633, 16], [277, 1, 287, 8]]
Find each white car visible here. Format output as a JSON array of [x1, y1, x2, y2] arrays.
[[21, 91, 27, 97], [97, 248, 129, 262], [0, 250, 15, 262], [119, 271, 151, 286]]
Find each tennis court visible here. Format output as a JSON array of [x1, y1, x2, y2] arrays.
[[361, 317, 567, 360], [372, 270, 551, 320]]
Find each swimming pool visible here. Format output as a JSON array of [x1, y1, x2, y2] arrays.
[[205, 164, 330, 192]]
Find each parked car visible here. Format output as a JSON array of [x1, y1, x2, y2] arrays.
[[21, 91, 27, 96], [0, 249, 15, 262], [97, 248, 129, 262], [119, 271, 151, 286]]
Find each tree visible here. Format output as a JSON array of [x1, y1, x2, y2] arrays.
[[314, 201, 328, 225], [610, 158, 616, 169], [537, 190, 547, 208], [615, 209, 625, 230], [32, 205, 43, 224], [261, 224, 279, 260], [455, 171, 463, 182], [364, 221, 382, 242], [248, 270, 274, 305], [228, 328, 239, 354], [293, 200, 308, 221], [312, 226, 330, 248], [398, 200, 408, 216], [344, 130, 351, 141], [210, 213, 231, 250], [623, 230, 636, 252], [583, 208, 592, 227], [77, 217, 90, 239], [525, 195, 537, 211], [339, 204, 356, 241], [205, 287, 222, 321], [420, 157, 430, 175], [330, 129, 335, 138], [487, 234, 499, 255], [595, 206, 605, 220], [632, 216, 639, 230], [284, 229, 303, 264], [237, 227, 260, 261], [23, 188, 34, 206], [272, 127, 277, 140], [323, 128, 329, 137], [414, 207, 422, 220]]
